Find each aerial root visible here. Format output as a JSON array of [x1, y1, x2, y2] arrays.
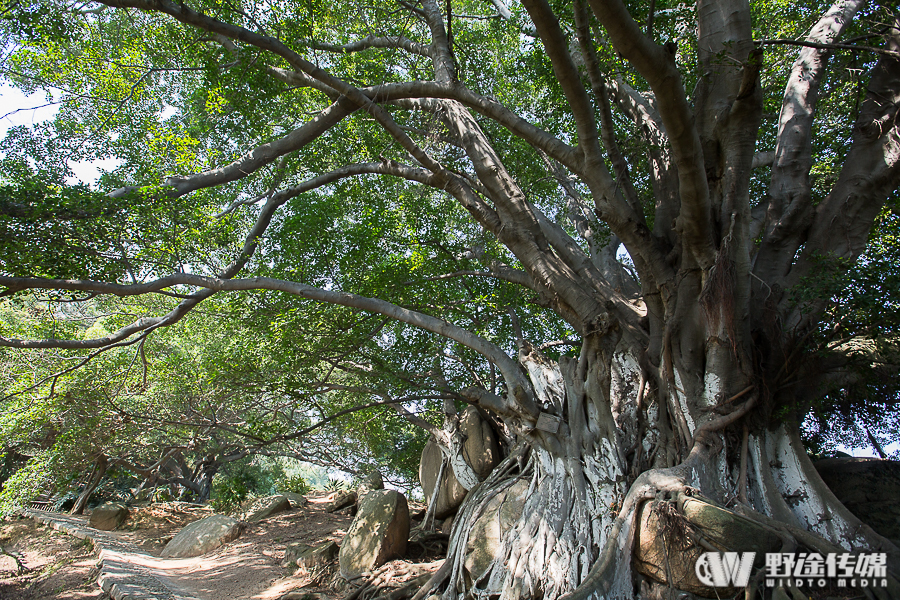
[[338, 561, 446, 600], [408, 556, 453, 600], [555, 467, 692, 600], [368, 574, 434, 600]]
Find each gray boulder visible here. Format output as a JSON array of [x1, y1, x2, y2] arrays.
[[325, 490, 357, 513], [464, 479, 528, 583], [457, 406, 501, 480], [419, 441, 466, 521], [161, 514, 243, 558], [419, 407, 501, 519], [339, 489, 410, 579], [237, 494, 291, 522], [357, 471, 384, 499], [282, 492, 309, 509], [90, 502, 129, 531], [815, 457, 900, 545], [285, 540, 340, 569]]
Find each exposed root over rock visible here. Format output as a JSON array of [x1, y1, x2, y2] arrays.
[[339, 561, 445, 600]]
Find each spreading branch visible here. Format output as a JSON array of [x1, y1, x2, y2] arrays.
[[0, 273, 539, 419]]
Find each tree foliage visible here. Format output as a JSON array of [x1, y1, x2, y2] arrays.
[[1, 0, 900, 596]]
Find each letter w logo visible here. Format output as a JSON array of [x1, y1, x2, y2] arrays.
[[695, 552, 756, 588]]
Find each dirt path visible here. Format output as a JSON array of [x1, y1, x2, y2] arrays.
[[21, 496, 358, 600], [0, 516, 106, 600], [28, 510, 203, 600], [9, 494, 438, 600]]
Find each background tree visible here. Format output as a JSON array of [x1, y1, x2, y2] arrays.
[[0, 292, 444, 510], [1, 0, 900, 598]]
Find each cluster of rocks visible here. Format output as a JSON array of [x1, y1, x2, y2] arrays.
[[159, 493, 301, 559], [86, 474, 417, 580], [143, 406, 506, 581], [87, 494, 304, 559]]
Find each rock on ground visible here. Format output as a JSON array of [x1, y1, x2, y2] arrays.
[[357, 471, 384, 500], [339, 489, 410, 580], [161, 514, 243, 558], [326, 490, 358, 513], [281, 492, 309, 509], [633, 495, 780, 596], [237, 494, 291, 522], [284, 540, 340, 570], [419, 406, 501, 519], [89, 502, 129, 531], [419, 440, 466, 521], [464, 479, 528, 583]]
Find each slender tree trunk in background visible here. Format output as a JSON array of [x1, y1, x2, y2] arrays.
[[70, 454, 108, 515], [196, 461, 219, 503]]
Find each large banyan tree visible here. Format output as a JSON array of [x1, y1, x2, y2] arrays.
[[1, 0, 900, 597]]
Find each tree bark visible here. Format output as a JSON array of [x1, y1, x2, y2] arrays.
[[70, 454, 108, 515]]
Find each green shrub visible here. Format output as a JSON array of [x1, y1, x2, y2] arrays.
[[324, 476, 350, 492], [275, 473, 310, 495], [210, 458, 281, 512]]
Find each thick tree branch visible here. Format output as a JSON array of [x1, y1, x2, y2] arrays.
[[0, 273, 539, 419], [784, 19, 900, 329], [755, 0, 866, 287], [751, 151, 776, 169], [585, 0, 715, 269], [692, 0, 756, 223], [299, 35, 432, 57]]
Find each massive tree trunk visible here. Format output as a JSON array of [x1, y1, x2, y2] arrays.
[[433, 336, 900, 600], [445, 337, 634, 600]]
